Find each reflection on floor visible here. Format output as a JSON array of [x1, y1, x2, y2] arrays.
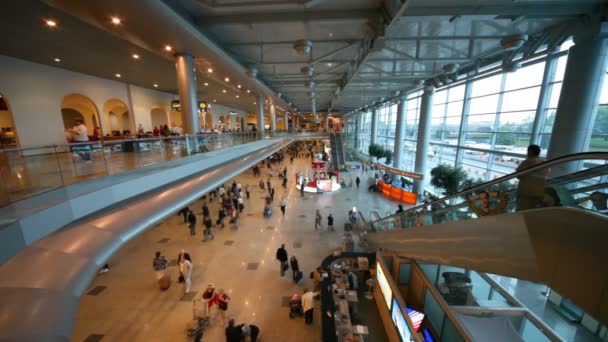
[[72, 157, 400, 341], [491, 275, 602, 342]]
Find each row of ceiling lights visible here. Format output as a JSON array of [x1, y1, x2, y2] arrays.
[[45, 17, 292, 111]]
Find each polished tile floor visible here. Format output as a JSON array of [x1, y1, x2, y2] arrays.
[[72, 157, 400, 342]]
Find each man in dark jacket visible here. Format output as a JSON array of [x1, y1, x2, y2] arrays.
[[202, 202, 210, 217], [187, 210, 196, 235], [355, 176, 360, 188], [275, 244, 288, 276]]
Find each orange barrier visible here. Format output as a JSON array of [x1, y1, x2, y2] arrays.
[[378, 181, 417, 204]]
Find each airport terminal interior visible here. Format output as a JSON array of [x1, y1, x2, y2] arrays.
[[1, 1, 608, 342]]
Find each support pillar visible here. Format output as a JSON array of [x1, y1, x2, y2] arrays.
[[530, 50, 558, 146], [354, 113, 360, 151], [393, 96, 407, 169], [371, 107, 379, 145], [548, 27, 608, 160], [413, 86, 435, 198], [174, 53, 199, 134], [285, 112, 289, 132], [325, 114, 330, 133], [269, 103, 276, 135], [257, 95, 265, 137]]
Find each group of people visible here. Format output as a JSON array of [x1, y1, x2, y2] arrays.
[[314, 210, 334, 231]]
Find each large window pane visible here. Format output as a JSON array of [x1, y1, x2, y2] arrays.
[[471, 74, 502, 97], [469, 94, 499, 115], [446, 101, 463, 116], [435, 90, 448, 104], [449, 84, 466, 102], [501, 87, 540, 112], [504, 61, 545, 91]]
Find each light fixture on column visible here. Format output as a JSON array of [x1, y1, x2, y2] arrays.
[[500, 34, 528, 51], [502, 61, 522, 72], [305, 80, 316, 88], [301, 66, 315, 77], [442, 63, 459, 74], [245, 67, 257, 78], [293, 40, 313, 56]]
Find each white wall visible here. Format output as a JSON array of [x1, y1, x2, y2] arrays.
[[210, 103, 248, 129], [0, 55, 176, 146]]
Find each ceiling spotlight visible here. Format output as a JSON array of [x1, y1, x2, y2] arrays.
[[153, 83, 158, 88], [204, 82, 209, 86], [236, 95, 240, 98], [293, 40, 313, 56], [45, 19, 57, 27], [237, 84, 242, 89], [253, 102, 257, 105], [224, 77, 230, 82], [53, 58, 61, 62], [115, 73, 122, 78], [132, 54, 140, 60], [327, 63, 333, 67], [164, 45, 172, 52], [222, 89, 227, 93], [111, 16, 121, 25], [207, 68, 213, 73], [246, 89, 251, 93], [213, 99, 217, 103]]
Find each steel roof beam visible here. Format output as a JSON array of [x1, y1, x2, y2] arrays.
[[196, 9, 376, 25], [222, 36, 504, 46], [398, 4, 599, 17]]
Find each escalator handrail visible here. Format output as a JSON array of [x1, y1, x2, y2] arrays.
[[370, 151, 608, 224]]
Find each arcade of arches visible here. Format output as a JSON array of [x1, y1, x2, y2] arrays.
[[0, 93, 17, 147], [103, 98, 132, 136]]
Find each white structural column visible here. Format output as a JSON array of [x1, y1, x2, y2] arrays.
[[257, 95, 265, 136], [285, 112, 289, 132], [548, 28, 608, 160], [325, 114, 330, 133], [370, 107, 379, 145], [393, 96, 407, 170], [354, 113, 360, 151], [413, 85, 435, 197], [530, 51, 558, 145], [269, 103, 276, 135], [174, 53, 199, 134]]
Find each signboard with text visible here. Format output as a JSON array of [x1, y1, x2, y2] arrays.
[[171, 100, 181, 111], [376, 164, 423, 180]]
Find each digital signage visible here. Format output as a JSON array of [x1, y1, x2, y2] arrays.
[[376, 260, 392, 309], [392, 297, 412, 342]]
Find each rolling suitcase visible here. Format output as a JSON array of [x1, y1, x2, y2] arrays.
[[158, 274, 171, 290]]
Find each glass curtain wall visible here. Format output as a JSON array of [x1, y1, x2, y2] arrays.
[[359, 111, 372, 154], [377, 103, 399, 152]]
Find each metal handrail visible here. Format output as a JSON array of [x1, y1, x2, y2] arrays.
[[370, 152, 608, 225], [0, 132, 257, 152]]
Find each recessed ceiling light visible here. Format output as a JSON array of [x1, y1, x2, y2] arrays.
[[164, 45, 172, 52], [222, 89, 227, 93], [329, 32, 333, 37], [45, 19, 57, 27], [224, 77, 230, 82], [132, 54, 140, 60], [213, 99, 217, 103], [236, 95, 240, 98], [253, 102, 257, 105], [115, 73, 121, 78], [111, 16, 121, 25], [327, 63, 333, 67], [207, 68, 213, 73], [204, 82, 209, 86], [237, 84, 241, 88], [153, 83, 158, 88], [53, 58, 61, 62], [247, 89, 251, 93]]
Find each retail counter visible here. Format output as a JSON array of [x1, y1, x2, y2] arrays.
[[321, 252, 376, 342]]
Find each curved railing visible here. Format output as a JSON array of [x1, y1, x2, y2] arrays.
[[369, 152, 608, 232]]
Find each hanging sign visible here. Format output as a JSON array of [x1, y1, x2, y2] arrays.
[[198, 101, 208, 111], [376, 164, 423, 180], [171, 100, 181, 111]]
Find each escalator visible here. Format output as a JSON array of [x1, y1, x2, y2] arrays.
[[360, 152, 608, 325], [334, 133, 346, 168]]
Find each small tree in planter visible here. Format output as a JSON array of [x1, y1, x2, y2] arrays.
[[383, 149, 393, 165], [430, 165, 469, 196]]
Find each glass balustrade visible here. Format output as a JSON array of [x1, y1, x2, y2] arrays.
[[0, 132, 259, 206], [367, 152, 608, 232]]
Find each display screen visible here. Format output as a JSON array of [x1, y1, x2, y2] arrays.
[[376, 261, 392, 309], [392, 297, 412, 342], [406, 307, 425, 332]]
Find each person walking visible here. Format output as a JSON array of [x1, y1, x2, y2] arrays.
[[218, 207, 226, 228], [312, 267, 322, 292], [302, 289, 318, 325], [203, 215, 214, 241], [280, 198, 287, 216], [178, 207, 189, 223], [516, 144, 547, 210], [259, 179, 265, 190], [282, 177, 288, 188], [327, 213, 334, 231], [180, 256, 193, 293], [188, 210, 197, 236], [267, 178, 271, 192], [177, 249, 192, 283], [153, 251, 169, 289], [355, 176, 360, 188], [315, 210, 322, 231], [289, 256, 300, 281], [270, 187, 275, 202], [300, 180, 305, 197], [275, 244, 288, 276], [202, 202, 210, 218], [245, 184, 250, 199]]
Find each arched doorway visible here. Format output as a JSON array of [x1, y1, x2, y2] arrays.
[[150, 106, 168, 129], [0, 93, 18, 147], [205, 112, 213, 129], [61, 94, 100, 138], [103, 99, 131, 136]]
